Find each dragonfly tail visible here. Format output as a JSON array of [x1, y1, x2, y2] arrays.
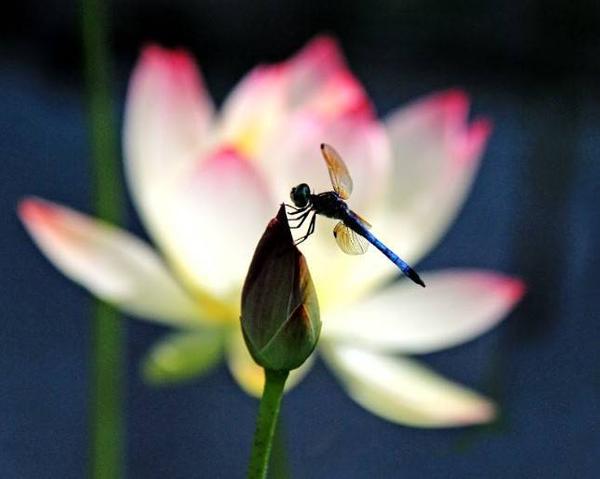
[[401, 263, 426, 288], [360, 226, 426, 287]]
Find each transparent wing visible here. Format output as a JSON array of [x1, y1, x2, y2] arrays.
[[333, 222, 369, 255], [321, 143, 353, 199]]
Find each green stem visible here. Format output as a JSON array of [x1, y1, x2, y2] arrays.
[[90, 302, 124, 479], [80, 0, 124, 478], [248, 369, 289, 479], [269, 417, 291, 479]]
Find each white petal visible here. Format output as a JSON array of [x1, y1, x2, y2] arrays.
[[382, 89, 492, 264], [323, 270, 525, 354], [322, 343, 496, 427], [225, 327, 314, 397], [158, 147, 273, 298], [18, 197, 207, 326], [217, 65, 286, 156], [124, 45, 214, 253]]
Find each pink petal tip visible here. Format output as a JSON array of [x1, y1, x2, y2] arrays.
[[453, 116, 494, 166], [18, 197, 56, 226], [482, 274, 526, 305], [133, 43, 207, 98], [296, 35, 344, 67], [433, 89, 470, 121], [502, 277, 527, 304], [140, 44, 195, 72]]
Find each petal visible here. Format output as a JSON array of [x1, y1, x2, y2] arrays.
[[217, 65, 286, 157], [225, 327, 314, 397], [321, 343, 496, 427], [323, 270, 525, 354], [158, 147, 273, 298], [283, 35, 371, 118], [382, 89, 492, 264], [218, 35, 371, 158], [142, 329, 225, 385], [124, 44, 214, 251], [18, 197, 207, 326]]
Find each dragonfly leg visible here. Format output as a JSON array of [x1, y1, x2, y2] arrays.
[[289, 210, 312, 229], [294, 212, 317, 245], [285, 204, 310, 216], [307, 213, 316, 236]]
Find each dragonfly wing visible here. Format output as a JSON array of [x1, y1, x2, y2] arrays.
[[333, 222, 369, 255], [321, 143, 353, 200]]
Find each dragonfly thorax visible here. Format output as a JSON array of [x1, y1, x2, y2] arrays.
[[311, 191, 348, 220], [290, 183, 311, 208]]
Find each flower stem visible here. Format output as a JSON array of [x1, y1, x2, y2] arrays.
[[80, 0, 124, 477], [248, 369, 289, 479], [270, 417, 291, 479]]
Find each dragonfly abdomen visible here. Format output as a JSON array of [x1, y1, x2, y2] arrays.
[[355, 225, 426, 288]]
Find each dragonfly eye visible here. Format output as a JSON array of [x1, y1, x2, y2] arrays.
[[290, 183, 311, 207]]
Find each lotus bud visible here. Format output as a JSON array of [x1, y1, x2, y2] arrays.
[[241, 204, 321, 371]]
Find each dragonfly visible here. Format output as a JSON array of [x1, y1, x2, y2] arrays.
[[287, 143, 425, 287]]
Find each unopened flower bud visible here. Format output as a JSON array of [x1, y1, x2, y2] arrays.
[[241, 204, 321, 371]]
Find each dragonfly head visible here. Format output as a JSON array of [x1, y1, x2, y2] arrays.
[[290, 183, 311, 208]]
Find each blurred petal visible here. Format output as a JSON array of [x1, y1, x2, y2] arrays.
[[322, 343, 496, 427], [382, 89, 492, 263], [18, 197, 205, 326], [324, 270, 525, 354], [217, 65, 286, 156], [142, 329, 225, 385], [218, 35, 371, 158], [159, 147, 273, 298], [124, 44, 214, 250], [283, 35, 371, 118], [225, 328, 314, 397]]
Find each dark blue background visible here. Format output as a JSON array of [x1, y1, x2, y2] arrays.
[[2, 1, 600, 477]]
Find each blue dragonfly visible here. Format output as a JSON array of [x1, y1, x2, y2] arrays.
[[287, 143, 425, 287]]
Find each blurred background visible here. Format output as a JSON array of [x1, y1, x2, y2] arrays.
[[2, 0, 600, 477]]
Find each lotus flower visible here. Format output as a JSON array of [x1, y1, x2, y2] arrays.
[[18, 36, 524, 427]]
